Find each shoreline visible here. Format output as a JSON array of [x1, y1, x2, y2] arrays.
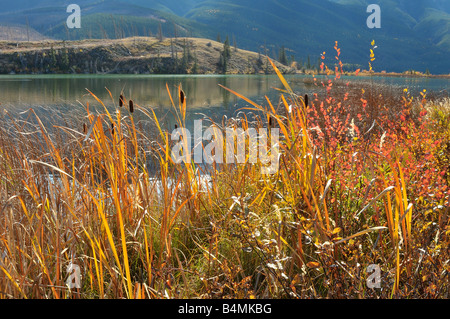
[[1, 38, 449, 77], [336, 71, 450, 79], [356, 72, 450, 79]]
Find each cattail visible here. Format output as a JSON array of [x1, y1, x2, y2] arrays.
[[268, 116, 273, 128], [175, 124, 178, 129], [129, 99, 134, 113], [83, 123, 87, 134], [119, 94, 124, 107], [304, 94, 309, 108], [180, 90, 185, 104]]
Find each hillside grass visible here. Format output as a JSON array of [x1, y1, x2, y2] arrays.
[[0, 25, 48, 42], [0, 37, 294, 75], [0, 53, 449, 299]]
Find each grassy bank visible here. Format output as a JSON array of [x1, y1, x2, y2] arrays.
[[0, 56, 449, 299]]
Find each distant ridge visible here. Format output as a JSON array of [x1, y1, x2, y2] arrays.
[[0, 0, 449, 73]]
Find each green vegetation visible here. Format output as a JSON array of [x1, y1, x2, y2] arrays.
[[0, 42, 449, 298], [218, 35, 232, 73], [278, 46, 288, 66]]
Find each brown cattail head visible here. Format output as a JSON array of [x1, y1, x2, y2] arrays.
[[119, 94, 124, 107], [83, 123, 87, 134], [129, 99, 134, 113], [304, 94, 309, 108], [180, 90, 185, 105], [268, 116, 273, 128], [175, 124, 178, 129]]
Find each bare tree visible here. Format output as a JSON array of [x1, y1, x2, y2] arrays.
[[25, 17, 30, 42], [157, 22, 163, 41]]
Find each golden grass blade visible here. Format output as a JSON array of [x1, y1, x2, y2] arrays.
[[335, 227, 387, 244], [86, 89, 114, 123], [397, 159, 411, 242], [354, 186, 395, 218], [143, 216, 153, 288], [269, 58, 293, 95], [0, 265, 28, 299], [382, 177, 395, 243], [150, 108, 167, 144], [219, 85, 263, 110], [88, 237, 104, 298], [166, 83, 176, 108], [116, 202, 133, 298], [29, 160, 73, 180], [169, 194, 195, 230]]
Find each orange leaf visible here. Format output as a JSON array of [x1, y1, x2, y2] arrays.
[[307, 262, 321, 269]]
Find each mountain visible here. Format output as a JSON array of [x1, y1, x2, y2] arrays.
[[0, 0, 202, 16], [0, 1, 207, 40], [331, 0, 450, 17], [0, 0, 449, 74], [331, 0, 450, 50], [184, 0, 450, 73]]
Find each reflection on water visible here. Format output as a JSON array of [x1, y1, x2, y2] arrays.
[[0, 74, 448, 127], [0, 74, 282, 111], [0, 75, 288, 131]]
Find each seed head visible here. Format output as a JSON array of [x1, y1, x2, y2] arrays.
[[180, 90, 186, 104], [129, 99, 134, 113]]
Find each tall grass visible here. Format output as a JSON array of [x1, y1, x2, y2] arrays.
[[0, 55, 449, 299]]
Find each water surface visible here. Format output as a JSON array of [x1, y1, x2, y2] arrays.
[[0, 74, 448, 127]]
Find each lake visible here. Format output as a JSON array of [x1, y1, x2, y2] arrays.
[[1, 74, 448, 131]]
